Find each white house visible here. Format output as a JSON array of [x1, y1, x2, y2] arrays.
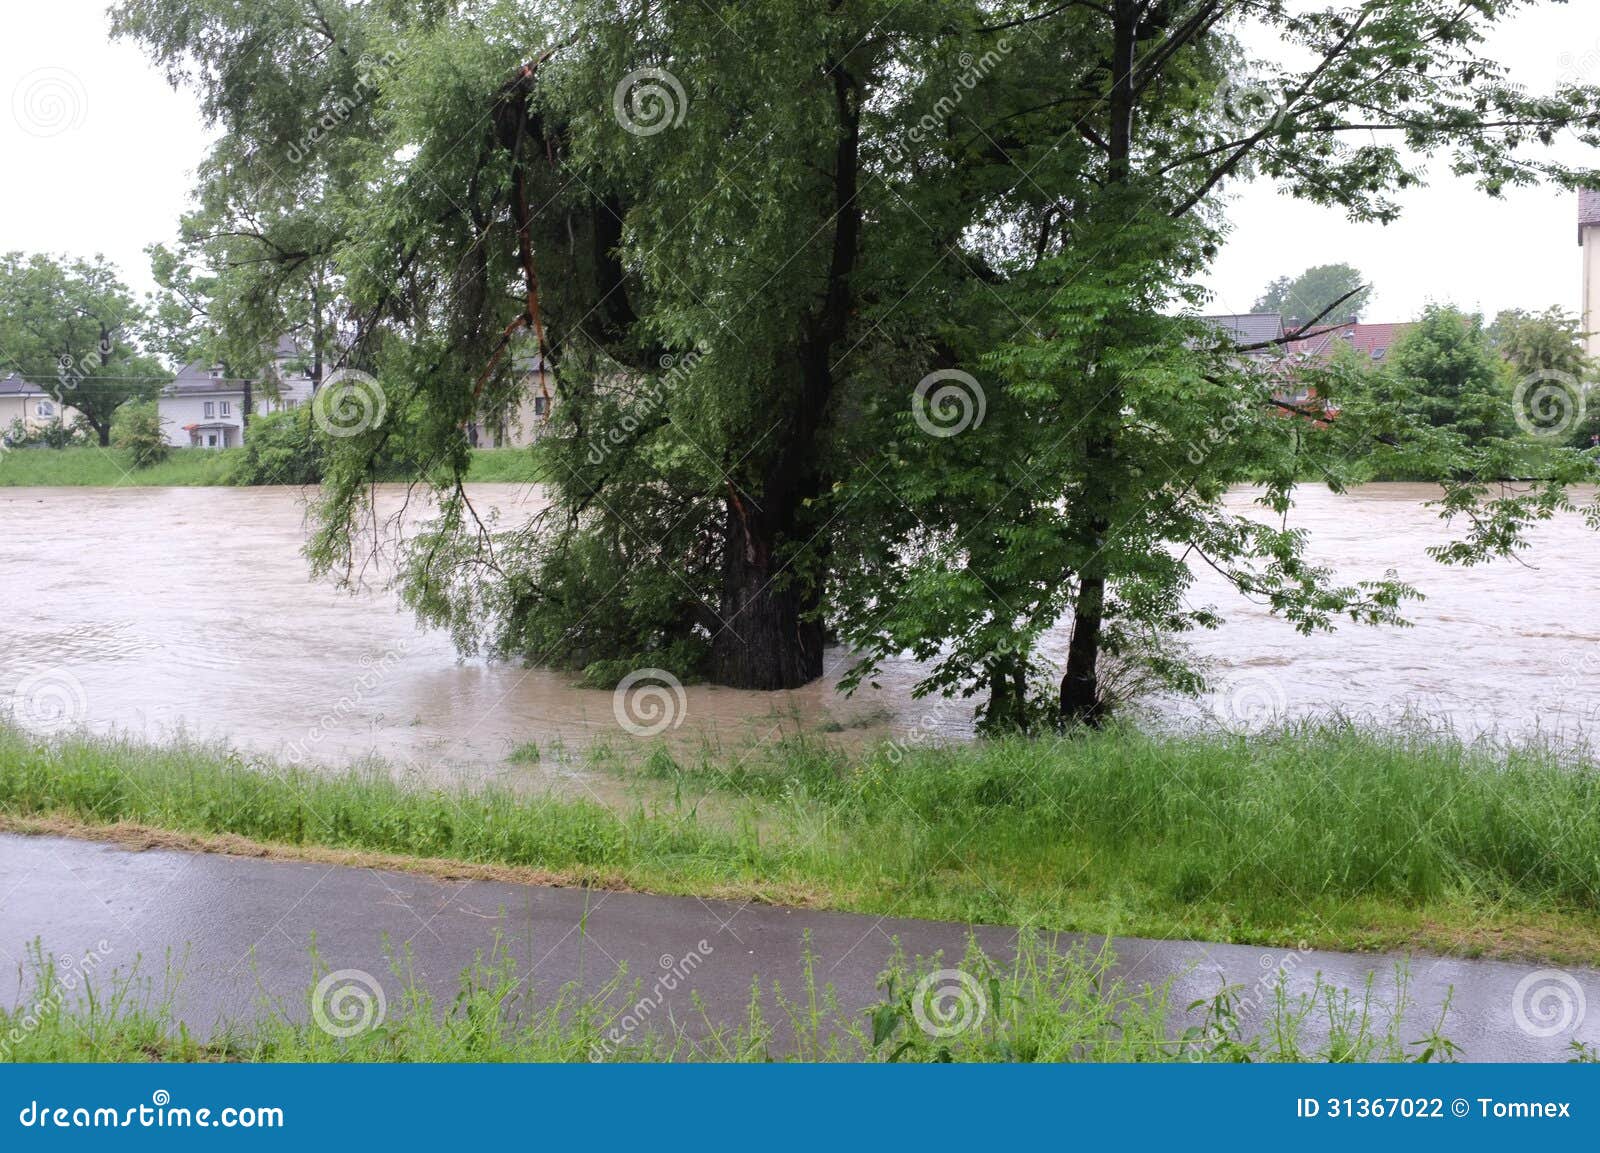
[[0, 373, 83, 439], [1581, 189, 1600, 359], [158, 337, 317, 448]]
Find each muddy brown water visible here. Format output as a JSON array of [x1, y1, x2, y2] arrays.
[[1, 483, 1597, 789]]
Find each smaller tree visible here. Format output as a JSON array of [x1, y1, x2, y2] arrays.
[[1253, 264, 1372, 328], [1488, 307, 1598, 447], [1386, 305, 1515, 446], [112, 401, 170, 469]]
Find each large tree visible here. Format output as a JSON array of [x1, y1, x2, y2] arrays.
[[0, 253, 165, 445], [1253, 263, 1372, 326], [828, 0, 1600, 727], [115, 0, 1600, 724]]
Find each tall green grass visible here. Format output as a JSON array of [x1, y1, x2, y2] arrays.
[[0, 446, 242, 486], [3, 723, 1599, 959], [1, 933, 1468, 1063]]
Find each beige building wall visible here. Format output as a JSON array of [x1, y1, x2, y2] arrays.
[[1586, 223, 1600, 359], [0, 392, 82, 437]]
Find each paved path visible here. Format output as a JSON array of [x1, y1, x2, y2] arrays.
[[2, 832, 1596, 1060]]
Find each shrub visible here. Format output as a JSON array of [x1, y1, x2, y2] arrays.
[[233, 407, 324, 485], [111, 401, 170, 468]]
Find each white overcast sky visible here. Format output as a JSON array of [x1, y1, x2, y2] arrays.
[[1, 1, 1598, 323]]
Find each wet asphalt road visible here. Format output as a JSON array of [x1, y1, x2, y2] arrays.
[[2, 832, 1596, 1061]]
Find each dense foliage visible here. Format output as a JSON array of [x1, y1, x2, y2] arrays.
[[112, 0, 1600, 727], [0, 253, 167, 445]]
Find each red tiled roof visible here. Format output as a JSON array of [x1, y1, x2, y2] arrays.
[[1283, 322, 1410, 363]]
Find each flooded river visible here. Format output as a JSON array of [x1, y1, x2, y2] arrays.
[[1, 483, 1597, 783]]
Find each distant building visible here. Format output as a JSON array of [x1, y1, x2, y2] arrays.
[[1581, 189, 1600, 359], [469, 352, 555, 448], [157, 337, 316, 448], [1201, 312, 1285, 352], [0, 373, 81, 438], [1203, 311, 1411, 411]]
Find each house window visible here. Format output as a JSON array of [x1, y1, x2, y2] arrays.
[[36, 401, 54, 417], [533, 395, 549, 416], [204, 401, 215, 418], [283, 399, 296, 410], [206, 433, 217, 447], [219, 401, 231, 416]]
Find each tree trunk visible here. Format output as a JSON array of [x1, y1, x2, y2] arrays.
[[1056, 1, 1136, 726], [712, 494, 824, 689], [1058, 574, 1107, 727], [705, 61, 858, 692], [95, 422, 111, 447], [983, 652, 1031, 733]]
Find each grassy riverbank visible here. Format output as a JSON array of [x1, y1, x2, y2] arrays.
[[0, 447, 244, 486], [0, 446, 544, 487], [4, 724, 1599, 964], [2, 934, 1461, 1063]]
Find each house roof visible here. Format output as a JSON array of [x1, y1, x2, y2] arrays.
[[1284, 322, 1411, 364], [1202, 313, 1285, 346], [0, 373, 47, 396], [165, 361, 251, 395], [1581, 189, 1600, 243]]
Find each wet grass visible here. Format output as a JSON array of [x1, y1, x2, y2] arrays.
[[3, 723, 1599, 964], [462, 446, 551, 483], [0, 446, 243, 486], [1, 933, 1470, 1063], [0, 446, 540, 487]]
